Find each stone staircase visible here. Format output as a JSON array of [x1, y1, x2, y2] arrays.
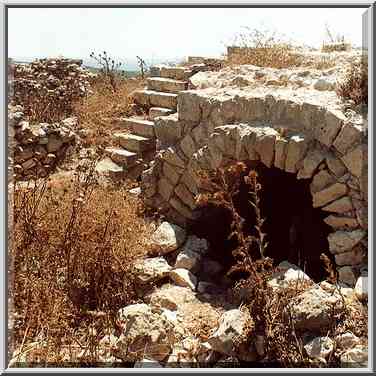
[[100, 64, 198, 180]]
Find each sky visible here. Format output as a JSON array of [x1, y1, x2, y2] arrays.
[[8, 7, 367, 68]]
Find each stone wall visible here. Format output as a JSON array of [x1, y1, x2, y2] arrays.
[[8, 104, 77, 180], [141, 85, 368, 286]]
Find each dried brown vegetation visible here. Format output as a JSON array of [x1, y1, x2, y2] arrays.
[[227, 28, 304, 69], [196, 162, 367, 367], [9, 161, 152, 366], [336, 60, 368, 106], [73, 76, 145, 148]]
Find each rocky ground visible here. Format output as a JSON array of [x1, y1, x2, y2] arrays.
[[8, 50, 368, 368]]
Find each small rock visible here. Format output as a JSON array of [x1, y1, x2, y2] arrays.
[[335, 332, 361, 350], [133, 257, 172, 285], [268, 261, 312, 289], [289, 286, 342, 332], [134, 359, 163, 368], [148, 221, 186, 255], [116, 303, 175, 362], [208, 309, 252, 356], [340, 345, 368, 367], [145, 284, 198, 311], [304, 336, 334, 360], [169, 268, 197, 291], [355, 275, 368, 302], [313, 77, 336, 91], [175, 235, 208, 271]]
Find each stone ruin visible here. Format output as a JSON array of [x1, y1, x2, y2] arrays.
[[8, 58, 96, 180], [8, 58, 96, 119], [135, 67, 367, 287]]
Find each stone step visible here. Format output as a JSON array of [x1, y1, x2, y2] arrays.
[[149, 107, 174, 120], [122, 118, 155, 138], [150, 65, 193, 80], [147, 77, 188, 94], [133, 90, 178, 110], [113, 132, 156, 153], [104, 147, 138, 166]]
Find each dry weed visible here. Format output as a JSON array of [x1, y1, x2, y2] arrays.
[[73, 77, 145, 147], [9, 162, 152, 366], [336, 60, 368, 105]]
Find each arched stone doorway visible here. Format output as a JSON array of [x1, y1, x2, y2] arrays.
[[141, 89, 367, 286]]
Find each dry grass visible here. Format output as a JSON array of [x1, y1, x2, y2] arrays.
[[9, 161, 152, 366], [73, 76, 146, 148], [336, 60, 368, 106], [226, 28, 304, 69]]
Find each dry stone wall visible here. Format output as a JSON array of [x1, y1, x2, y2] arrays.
[[141, 85, 368, 286], [8, 104, 77, 180]]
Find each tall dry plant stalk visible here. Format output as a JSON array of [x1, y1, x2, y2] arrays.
[[9, 160, 152, 366]]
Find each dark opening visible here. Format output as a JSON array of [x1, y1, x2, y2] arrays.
[[190, 162, 333, 282]]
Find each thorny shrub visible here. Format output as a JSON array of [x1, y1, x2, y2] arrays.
[[336, 59, 368, 106], [9, 159, 152, 366], [196, 161, 367, 367]]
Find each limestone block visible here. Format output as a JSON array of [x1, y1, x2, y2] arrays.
[[285, 135, 308, 173], [169, 268, 197, 290], [324, 215, 358, 229], [297, 148, 325, 179], [335, 246, 366, 266], [158, 177, 175, 202], [274, 137, 288, 170], [315, 109, 345, 148], [174, 183, 196, 210], [337, 266, 357, 286], [333, 122, 364, 155], [322, 196, 353, 213], [177, 91, 201, 122], [180, 134, 196, 159], [148, 221, 187, 255], [355, 275, 368, 301], [169, 196, 195, 220], [162, 147, 186, 169], [325, 153, 347, 178], [192, 124, 207, 147], [133, 257, 172, 285], [207, 136, 224, 169], [154, 114, 183, 146], [208, 309, 251, 356], [253, 127, 279, 168], [289, 286, 341, 332], [312, 183, 348, 208], [180, 170, 199, 195], [310, 170, 336, 194], [163, 162, 181, 186], [341, 144, 366, 178], [304, 337, 334, 360], [328, 229, 365, 254]]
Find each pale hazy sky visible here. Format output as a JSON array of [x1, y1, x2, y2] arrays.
[[8, 7, 367, 62]]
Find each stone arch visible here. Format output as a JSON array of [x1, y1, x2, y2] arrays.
[[142, 90, 367, 286]]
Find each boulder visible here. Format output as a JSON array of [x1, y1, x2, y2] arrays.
[[116, 303, 175, 362], [268, 261, 312, 290], [169, 268, 197, 291], [133, 257, 172, 285], [335, 332, 361, 350], [354, 275, 368, 302], [304, 336, 334, 360], [145, 284, 198, 311], [175, 235, 208, 271], [208, 309, 255, 360], [289, 286, 342, 332], [148, 222, 186, 255], [340, 345, 368, 368]]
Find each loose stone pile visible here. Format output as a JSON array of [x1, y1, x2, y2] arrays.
[[92, 221, 367, 367], [8, 104, 77, 180], [8, 58, 96, 119]]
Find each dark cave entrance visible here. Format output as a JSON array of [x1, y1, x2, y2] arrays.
[[190, 162, 334, 282]]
